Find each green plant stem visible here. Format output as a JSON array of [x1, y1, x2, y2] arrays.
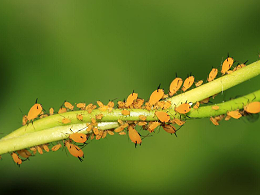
[[0, 60, 260, 156]]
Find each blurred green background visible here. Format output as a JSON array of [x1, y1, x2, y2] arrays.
[[1, 1, 260, 194]]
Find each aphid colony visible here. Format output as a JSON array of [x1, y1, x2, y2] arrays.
[[8, 55, 260, 166]]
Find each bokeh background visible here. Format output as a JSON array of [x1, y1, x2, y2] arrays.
[[1, 1, 260, 194]]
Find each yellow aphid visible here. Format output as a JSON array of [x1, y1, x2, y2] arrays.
[[76, 103, 86, 110], [195, 80, 203, 87], [200, 97, 210, 104], [49, 108, 54, 115], [212, 105, 219, 110], [30, 147, 37, 155], [107, 130, 115, 135], [144, 102, 152, 111], [155, 111, 170, 123], [225, 115, 231, 121], [117, 101, 125, 109], [77, 114, 83, 121], [233, 62, 247, 71], [193, 102, 200, 109], [11, 152, 22, 166], [119, 131, 126, 135], [133, 99, 144, 109], [62, 118, 71, 124], [37, 146, 43, 154], [162, 124, 176, 134], [215, 114, 225, 122], [121, 110, 130, 116], [27, 99, 43, 122], [22, 115, 28, 126], [182, 76, 194, 92], [227, 110, 242, 119], [102, 131, 107, 139], [17, 149, 31, 158], [163, 101, 172, 110], [210, 117, 219, 126], [175, 103, 191, 114], [96, 114, 104, 120], [207, 68, 218, 82], [42, 144, 50, 152], [139, 115, 147, 121], [90, 133, 95, 140], [58, 107, 67, 114], [96, 134, 102, 140], [69, 132, 87, 143], [65, 141, 84, 162], [93, 127, 99, 135], [97, 101, 108, 111], [149, 86, 164, 105], [125, 92, 138, 107], [221, 56, 234, 75], [118, 119, 124, 125], [227, 70, 233, 74], [97, 101, 104, 107], [86, 124, 93, 132], [64, 101, 74, 110], [91, 118, 97, 126], [86, 104, 96, 113], [171, 118, 185, 126], [40, 114, 48, 119], [114, 123, 129, 133], [169, 78, 183, 96], [244, 102, 260, 114], [137, 122, 147, 126], [148, 121, 161, 133], [128, 125, 142, 147], [52, 143, 62, 152]]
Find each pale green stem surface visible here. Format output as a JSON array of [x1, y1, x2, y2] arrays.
[[0, 60, 260, 156]]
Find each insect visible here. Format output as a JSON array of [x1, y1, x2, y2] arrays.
[[200, 97, 210, 104], [69, 129, 87, 143], [162, 124, 177, 135], [125, 91, 138, 107], [76, 103, 86, 110], [97, 101, 108, 112], [195, 80, 203, 87], [169, 77, 183, 96], [37, 146, 43, 154], [133, 98, 144, 109], [171, 118, 185, 126], [121, 110, 130, 116], [58, 107, 67, 114], [22, 115, 28, 126], [139, 115, 147, 121], [107, 130, 115, 135], [128, 125, 142, 147], [85, 103, 96, 113], [17, 149, 31, 158], [212, 105, 220, 110], [11, 152, 22, 166], [175, 103, 191, 114], [42, 144, 50, 152], [77, 114, 83, 121], [27, 98, 43, 122], [210, 117, 219, 125], [155, 111, 170, 123], [193, 102, 200, 109], [49, 108, 54, 115], [147, 121, 161, 133], [64, 101, 74, 110], [221, 55, 234, 75], [51, 143, 62, 152], [93, 127, 100, 135], [117, 101, 125, 109], [207, 68, 218, 82], [96, 114, 103, 120], [233, 60, 247, 71], [65, 141, 84, 162], [62, 118, 71, 124], [227, 110, 242, 119], [182, 75, 194, 92], [244, 101, 260, 114], [149, 84, 165, 105], [30, 147, 37, 155]]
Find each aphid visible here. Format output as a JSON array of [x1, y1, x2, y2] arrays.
[[139, 115, 147, 121], [117, 101, 125, 109], [244, 102, 260, 114], [175, 103, 191, 114], [148, 121, 161, 133], [182, 76, 194, 92], [69, 132, 87, 143], [42, 144, 50, 152], [51, 143, 62, 152], [76, 103, 86, 110], [91, 118, 97, 126], [77, 114, 83, 121], [210, 117, 219, 126], [93, 127, 100, 135], [144, 102, 152, 111], [162, 124, 176, 135], [27, 98, 43, 122], [149, 85, 164, 105], [221, 55, 234, 75], [128, 125, 142, 147], [119, 131, 126, 135], [107, 130, 115, 135], [17, 149, 31, 158], [121, 110, 130, 116], [64, 101, 74, 110], [137, 122, 147, 126], [85, 103, 96, 113], [30, 147, 37, 155], [233, 61, 247, 71], [162, 101, 172, 110], [36, 146, 43, 154], [195, 80, 203, 87], [65, 141, 84, 162], [212, 105, 219, 110], [227, 110, 242, 119], [11, 152, 22, 166], [86, 124, 93, 132], [58, 107, 67, 114], [40, 114, 48, 119], [169, 78, 183, 96], [102, 131, 107, 139], [49, 108, 54, 115], [62, 118, 71, 124], [96, 114, 103, 120], [193, 102, 200, 109], [200, 97, 210, 104], [155, 111, 170, 123], [90, 133, 95, 140], [133, 98, 144, 109], [207, 68, 218, 82], [171, 118, 186, 126], [107, 101, 114, 112], [225, 115, 231, 121], [22, 115, 28, 126], [114, 123, 129, 133], [125, 91, 138, 107], [97, 101, 108, 112], [215, 114, 225, 122]]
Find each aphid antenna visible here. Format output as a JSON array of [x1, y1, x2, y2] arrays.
[[244, 60, 248, 64], [35, 98, 38, 104], [175, 72, 178, 78], [157, 83, 161, 91]]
